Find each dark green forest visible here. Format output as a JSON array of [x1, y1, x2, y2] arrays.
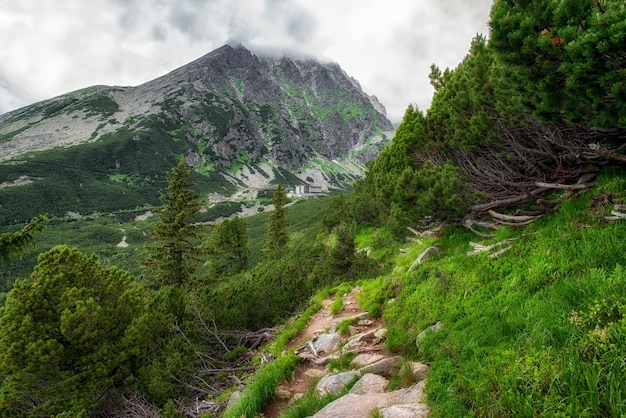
[[1, 1, 626, 416]]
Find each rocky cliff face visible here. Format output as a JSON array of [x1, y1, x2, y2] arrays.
[[141, 44, 393, 170], [0, 44, 393, 224]]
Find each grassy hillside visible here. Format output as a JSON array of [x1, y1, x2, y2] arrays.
[[359, 173, 626, 416], [226, 169, 626, 417], [0, 193, 338, 302]]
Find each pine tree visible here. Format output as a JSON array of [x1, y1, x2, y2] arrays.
[[0, 246, 150, 416], [144, 159, 204, 288], [263, 184, 289, 256], [327, 223, 356, 273], [206, 216, 249, 278], [490, 0, 626, 127], [0, 214, 47, 264]]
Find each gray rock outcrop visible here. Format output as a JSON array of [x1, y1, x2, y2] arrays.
[[313, 380, 428, 418], [315, 371, 361, 397]]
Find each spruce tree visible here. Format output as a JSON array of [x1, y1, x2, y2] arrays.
[[263, 184, 288, 256], [144, 159, 204, 288], [206, 216, 249, 278]]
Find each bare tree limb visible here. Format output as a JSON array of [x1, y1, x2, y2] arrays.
[[488, 210, 543, 222], [535, 181, 596, 190], [489, 246, 513, 259], [462, 219, 497, 237], [406, 236, 423, 244], [589, 143, 626, 163]]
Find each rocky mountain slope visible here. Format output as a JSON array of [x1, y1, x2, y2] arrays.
[[0, 43, 393, 225]]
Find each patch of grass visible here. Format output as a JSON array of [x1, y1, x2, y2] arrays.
[[388, 361, 418, 391], [329, 282, 352, 315], [0, 122, 39, 144], [368, 175, 626, 416], [329, 296, 344, 315], [335, 318, 356, 336], [196, 202, 242, 222], [327, 351, 356, 373]]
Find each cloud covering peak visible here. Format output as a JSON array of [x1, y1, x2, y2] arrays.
[[0, 0, 493, 121]]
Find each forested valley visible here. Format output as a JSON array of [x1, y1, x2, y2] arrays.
[[2, 0, 626, 416]]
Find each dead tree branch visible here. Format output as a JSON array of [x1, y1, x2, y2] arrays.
[[462, 219, 498, 237], [488, 210, 543, 224], [536, 181, 596, 190]]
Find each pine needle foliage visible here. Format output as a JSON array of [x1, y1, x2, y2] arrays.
[[0, 214, 47, 265], [144, 159, 205, 289], [263, 184, 289, 256]]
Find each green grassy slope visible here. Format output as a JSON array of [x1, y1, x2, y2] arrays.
[[0, 194, 336, 301], [353, 170, 626, 416], [227, 169, 626, 417]]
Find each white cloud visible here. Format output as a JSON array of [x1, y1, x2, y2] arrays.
[[0, 0, 493, 122]]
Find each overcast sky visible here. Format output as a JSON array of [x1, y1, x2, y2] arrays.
[[0, 0, 493, 123]]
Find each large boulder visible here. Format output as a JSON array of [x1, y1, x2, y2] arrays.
[[358, 356, 403, 377], [349, 373, 389, 395], [313, 333, 341, 355], [409, 362, 429, 382], [313, 380, 427, 418], [342, 329, 384, 354], [315, 371, 361, 397], [380, 403, 430, 418], [351, 353, 386, 368]]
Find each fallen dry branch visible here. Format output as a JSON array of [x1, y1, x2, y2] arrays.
[[407, 225, 441, 239], [462, 219, 498, 237], [408, 246, 441, 271], [467, 239, 516, 257], [426, 119, 624, 216], [489, 246, 513, 259], [605, 209, 626, 221], [406, 236, 423, 244], [493, 219, 540, 227], [471, 188, 549, 211], [488, 210, 543, 224], [604, 203, 626, 221], [229, 327, 277, 349], [588, 143, 626, 163], [611, 210, 626, 219], [535, 181, 596, 190], [407, 226, 421, 237]]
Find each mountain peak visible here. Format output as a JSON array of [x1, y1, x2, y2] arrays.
[[0, 43, 393, 223]]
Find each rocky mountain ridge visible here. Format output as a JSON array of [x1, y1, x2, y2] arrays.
[[0, 44, 393, 224]]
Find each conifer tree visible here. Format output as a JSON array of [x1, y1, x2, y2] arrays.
[[0, 245, 150, 416], [327, 223, 356, 273], [144, 159, 204, 288], [490, 0, 626, 127], [263, 184, 288, 256], [206, 216, 249, 277], [0, 214, 47, 264]]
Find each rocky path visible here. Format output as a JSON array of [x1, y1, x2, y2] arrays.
[[263, 288, 430, 418]]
